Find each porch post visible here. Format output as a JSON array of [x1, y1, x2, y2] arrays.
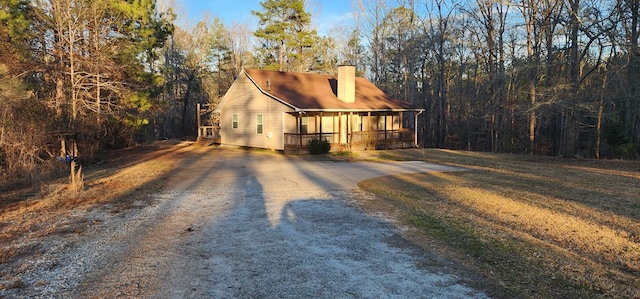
[[319, 112, 323, 140], [367, 111, 371, 146], [349, 112, 353, 146], [384, 113, 388, 149], [197, 103, 201, 138], [338, 112, 342, 144], [399, 112, 404, 147], [414, 110, 423, 147], [414, 112, 418, 148], [299, 113, 303, 151]]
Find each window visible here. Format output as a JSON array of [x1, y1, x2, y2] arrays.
[[354, 115, 362, 132], [378, 115, 386, 130], [256, 114, 263, 134], [391, 115, 398, 130], [301, 117, 308, 134], [322, 115, 334, 133], [232, 114, 238, 129]]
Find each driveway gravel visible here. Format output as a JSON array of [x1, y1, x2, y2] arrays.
[[4, 148, 488, 298]]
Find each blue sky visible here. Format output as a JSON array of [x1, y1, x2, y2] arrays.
[[183, 0, 357, 34]]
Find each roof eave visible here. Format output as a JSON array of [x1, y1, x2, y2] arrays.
[[296, 108, 424, 113]]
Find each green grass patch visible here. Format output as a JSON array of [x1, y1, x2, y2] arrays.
[[331, 151, 359, 158]]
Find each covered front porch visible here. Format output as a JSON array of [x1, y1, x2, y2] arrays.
[[284, 111, 421, 154]]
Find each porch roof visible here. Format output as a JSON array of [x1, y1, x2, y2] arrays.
[[244, 69, 420, 112]]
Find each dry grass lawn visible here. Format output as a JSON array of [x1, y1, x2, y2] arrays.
[[358, 149, 640, 298], [0, 141, 195, 271]]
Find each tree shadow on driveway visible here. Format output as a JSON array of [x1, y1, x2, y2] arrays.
[[72, 148, 485, 298]]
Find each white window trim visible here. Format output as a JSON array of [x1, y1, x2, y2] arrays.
[[301, 116, 308, 134], [232, 114, 238, 129], [256, 114, 263, 134]]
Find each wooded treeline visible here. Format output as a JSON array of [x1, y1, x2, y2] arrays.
[[1, 0, 639, 187], [355, 0, 640, 159], [1, 0, 178, 186]]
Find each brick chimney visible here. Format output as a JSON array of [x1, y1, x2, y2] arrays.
[[337, 65, 356, 103]]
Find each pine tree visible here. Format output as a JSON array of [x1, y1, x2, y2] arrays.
[[252, 0, 318, 72]]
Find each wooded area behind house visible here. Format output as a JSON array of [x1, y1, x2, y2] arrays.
[[1, 0, 640, 187]]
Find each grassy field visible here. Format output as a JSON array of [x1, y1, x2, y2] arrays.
[[357, 149, 640, 298]]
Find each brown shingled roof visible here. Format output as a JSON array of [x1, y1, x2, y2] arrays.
[[243, 68, 417, 111]]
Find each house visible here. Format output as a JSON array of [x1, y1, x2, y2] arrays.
[[212, 65, 424, 153]]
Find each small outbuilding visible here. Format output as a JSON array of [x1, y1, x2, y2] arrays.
[[213, 66, 423, 153]]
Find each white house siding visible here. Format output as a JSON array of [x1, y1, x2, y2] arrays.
[[284, 113, 297, 134], [218, 74, 294, 150]]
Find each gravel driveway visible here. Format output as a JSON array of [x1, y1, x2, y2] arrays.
[[18, 148, 488, 298]]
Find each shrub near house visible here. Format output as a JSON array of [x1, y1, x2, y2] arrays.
[[309, 138, 330, 154]]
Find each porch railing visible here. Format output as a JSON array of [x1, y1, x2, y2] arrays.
[[198, 126, 220, 139], [284, 128, 415, 152]]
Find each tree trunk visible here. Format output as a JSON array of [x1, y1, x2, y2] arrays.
[[279, 39, 285, 71], [626, 0, 640, 143], [523, 0, 538, 155], [563, 0, 580, 157], [596, 74, 606, 159], [67, 2, 77, 121], [181, 72, 195, 136]]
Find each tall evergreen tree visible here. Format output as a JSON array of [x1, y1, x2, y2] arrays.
[[252, 0, 317, 72]]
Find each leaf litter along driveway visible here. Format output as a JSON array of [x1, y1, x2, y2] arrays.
[[70, 148, 486, 298]]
